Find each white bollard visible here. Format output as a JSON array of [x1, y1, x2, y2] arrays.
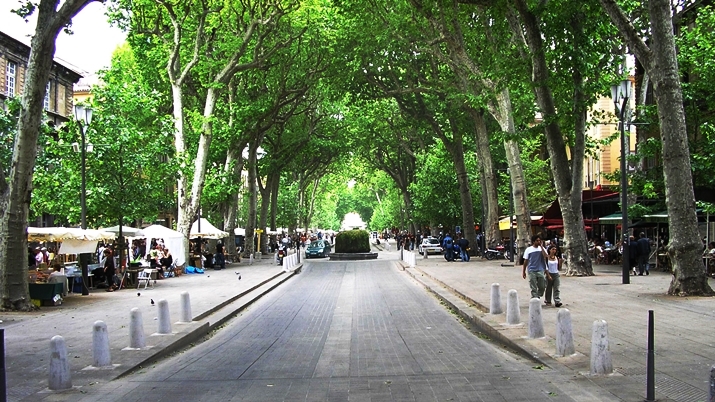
[[590, 320, 613, 375], [555, 309, 575, 356], [48, 335, 72, 390], [506, 289, 520, 325], [129, 308, 146, 348], [92, 321, 111, 367], [180, 292, 192, 323], [249, 254, 254, 265], [490, 283, 503, 314], [528, 298, 544, 338], [157, 299, 172, 334]]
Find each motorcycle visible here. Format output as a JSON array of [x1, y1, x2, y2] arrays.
[[277, 246, 286, 265], [485, 242, 512, 260]]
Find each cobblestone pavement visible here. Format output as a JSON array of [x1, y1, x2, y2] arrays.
[[59, 259, 612, 402]]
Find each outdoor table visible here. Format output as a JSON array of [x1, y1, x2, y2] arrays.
[[28, 282, 64, 305]]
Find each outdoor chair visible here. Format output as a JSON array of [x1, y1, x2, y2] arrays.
[[137, 269, 154, 290]]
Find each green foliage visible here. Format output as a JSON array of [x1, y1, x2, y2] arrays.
[[334, 229, 370, 253], [0, 99, 20, 178], [409, 142, 466, 229], [30, 44, 176, 227]]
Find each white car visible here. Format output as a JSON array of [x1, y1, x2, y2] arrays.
[[418, 237, 443, 254]]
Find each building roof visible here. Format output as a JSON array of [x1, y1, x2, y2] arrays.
[[0, 30, 84, 83]]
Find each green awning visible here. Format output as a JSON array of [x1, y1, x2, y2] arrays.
[[599, 213, 623, 224]]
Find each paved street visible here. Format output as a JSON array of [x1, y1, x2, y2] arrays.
[[62, 258, 604, 402]]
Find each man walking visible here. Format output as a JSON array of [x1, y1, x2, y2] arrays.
[[457, 234, 470, 262], [522, 235, 549, 299], [637, 232, 651, 275]]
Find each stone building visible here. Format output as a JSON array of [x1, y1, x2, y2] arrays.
[[0, 30, 83, 124]]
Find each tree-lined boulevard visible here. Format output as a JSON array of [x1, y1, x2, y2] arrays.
[[2, 0, 715, 312]]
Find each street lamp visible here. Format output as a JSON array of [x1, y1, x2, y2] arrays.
[[73, 104, 93, 295], [611, 80, 631, 285]]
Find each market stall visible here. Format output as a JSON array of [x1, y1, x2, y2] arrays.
[[141, 225, 186, 267], [27, 227, 115, 303]]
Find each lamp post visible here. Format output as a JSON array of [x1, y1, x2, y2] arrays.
[[611, 80, 631, 285], [74, 104, 93, 295]]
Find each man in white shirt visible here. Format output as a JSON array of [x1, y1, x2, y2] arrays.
[[522, 235, 549, 299]]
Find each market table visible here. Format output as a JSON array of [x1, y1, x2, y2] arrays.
[[28, 282, 64, 306]]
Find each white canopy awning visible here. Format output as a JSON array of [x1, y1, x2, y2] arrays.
[[141, 225, 186, 266], [190, 218, 228, 239], [102, 225, 144, 237], [27, 227, 116, 242]]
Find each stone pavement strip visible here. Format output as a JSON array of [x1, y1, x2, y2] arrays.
[[399, 252, 715, 402], [0, 255, 299, 402]]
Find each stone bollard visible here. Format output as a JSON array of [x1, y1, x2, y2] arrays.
[[249, 254, 254, 265], [489, 283, 503, 314], [180, 292, 192, 323], [48, 335, 72, 390], [423, 249, 428, 259], [129, 308, 146, 348], [506, 289, 520, 325], [710, 365, 715, 402], [555, 309, 575, 356], [92, 321, 111, 367], [157, 299, 172, 334], [528, 298, 544, 338], [590, 320, 613, 375]]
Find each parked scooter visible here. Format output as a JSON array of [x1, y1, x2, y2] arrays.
[[485, 242, 511, 260]]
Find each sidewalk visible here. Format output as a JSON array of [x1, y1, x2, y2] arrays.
[[400, 251, 714, 402], [1, 253, 300, 402]]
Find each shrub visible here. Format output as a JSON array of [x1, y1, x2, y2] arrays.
[[335, 229, 371, 253]]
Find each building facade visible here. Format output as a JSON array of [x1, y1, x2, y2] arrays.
[[0, 31, 82, 124]]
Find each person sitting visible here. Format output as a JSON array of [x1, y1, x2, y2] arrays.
[[213, 249, 225, 270], [146, 245, 165, 277], [46, 264, 68, 296], [160, 248, 173, 277]]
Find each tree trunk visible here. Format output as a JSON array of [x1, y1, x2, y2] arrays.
[[648, 1, 712, 295], [599, 0, 713, 295], [491, 89, 531, 261], [0, 0, 93, 310], [258, 174, 271, 253], [269, 172, 280, 232], [223, 146, 244, 257], [470, 109, 500, 250], [443, 124, 477, 252], [512, 0, 591, 274], [244, 146, 259, 258], [306, 177, 320, 231]]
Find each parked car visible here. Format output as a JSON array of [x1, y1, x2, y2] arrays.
[[306, 240, 331, 258], [418, 237, 443, 254]]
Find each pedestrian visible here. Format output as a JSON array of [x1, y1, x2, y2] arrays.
[[544, 246, 562, 307], [103, 248, 117, 292], [457, 234, 470, 262], [442, 232, 454, 261], [628, 235, 639, 276], [522, 235, 548, 299], [637, 232, 651, 275]]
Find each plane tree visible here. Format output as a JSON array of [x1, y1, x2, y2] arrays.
[[600, 0, 714, 295], [0, 0, 97, 310]]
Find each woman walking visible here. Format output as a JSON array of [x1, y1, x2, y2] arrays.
[[544, 246, 562, 307]]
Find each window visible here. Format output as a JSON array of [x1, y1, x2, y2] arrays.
[[44, 81, 51, 110], [6, 61, 16, 96]]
